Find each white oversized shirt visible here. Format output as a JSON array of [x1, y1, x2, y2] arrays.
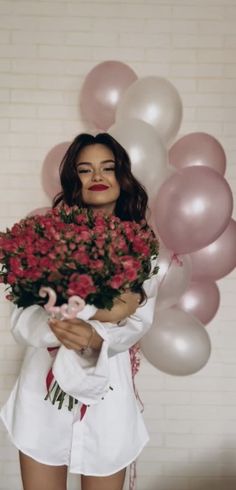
[[0, 268, 159, 476]]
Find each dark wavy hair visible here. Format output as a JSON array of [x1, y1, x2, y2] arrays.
[[53, 132, 149, 222]]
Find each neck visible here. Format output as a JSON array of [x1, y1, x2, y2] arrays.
[[89, 203, 116, 215]]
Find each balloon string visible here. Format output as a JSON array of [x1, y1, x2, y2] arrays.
[[159, 252, 183, 288], [129, 460, 137, 490], [159, 252, 175, 287], [172, 253, 183, 267]]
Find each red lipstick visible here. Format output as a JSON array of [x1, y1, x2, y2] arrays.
[[88, 184, 109, 191]]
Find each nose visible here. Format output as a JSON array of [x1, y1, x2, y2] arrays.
[[91, 168, 103, 181]]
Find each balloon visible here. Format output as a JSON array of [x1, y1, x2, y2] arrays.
[[109, 118, 168, 199], [27, 207, 51, 217], [153, 166, 233, 253], [116, 76, 183, 144], [140, 306, 211, 376], [41, 142, 70, 200], [169, 132, 226, 175], [157, 247, 192, 310], [80, 61, 137, 130], [190, 219, 236, 280], [176, 280, 220, 325]]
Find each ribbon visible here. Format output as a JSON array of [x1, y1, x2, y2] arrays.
[[128, 344, 143, 489], [46, 347, 87, 420]]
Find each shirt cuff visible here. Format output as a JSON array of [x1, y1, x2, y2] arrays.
[[76, 304, 97, 321]]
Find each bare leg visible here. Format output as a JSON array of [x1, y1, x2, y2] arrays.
[[81, 468, 126, 490], [19, 451, 67, 490]]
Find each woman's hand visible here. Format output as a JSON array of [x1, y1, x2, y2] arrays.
[[91, 291, 141, 323], [48, 317, 103, 351]]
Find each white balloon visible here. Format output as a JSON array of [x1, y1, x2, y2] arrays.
[[109, 118, 168, 200], [157, 248, 192, 310], [140, 306, 211, 376], [116, 76, 183, 145]]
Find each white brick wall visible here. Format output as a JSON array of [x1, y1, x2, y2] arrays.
[[0, 1, 235, 489]]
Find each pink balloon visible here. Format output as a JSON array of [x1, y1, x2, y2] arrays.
[[80, 61, 137, 130], [27, 207, 51, 217], [176, 280, 220, 325], [190, 219, 236, 280], [153, 166, 233, 253], [41, 142, 70, 200], [169, 132, 226, 175]]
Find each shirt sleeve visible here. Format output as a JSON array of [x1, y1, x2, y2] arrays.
[[10, 304, 59, 348], [10, 302, 98, 348], [90, 268, 159, 357], [52, 269, 159, 406]]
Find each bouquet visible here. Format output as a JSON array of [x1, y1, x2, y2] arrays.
[[0, 204, 159, 411], [0, 204, 159, 310]]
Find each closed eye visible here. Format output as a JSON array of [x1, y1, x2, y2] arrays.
[[78, 169, 91, 174], [78, 167, 115, 174]]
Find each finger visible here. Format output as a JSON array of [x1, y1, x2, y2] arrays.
[[50, 324, 85, 338], [48, 318, 87, 330], [53, 329, 87, 348], [48, 318, 70, 329], [60, 340, 83, 350]]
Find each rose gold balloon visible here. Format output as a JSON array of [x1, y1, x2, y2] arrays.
[[41, 142, 70, 200], [80, 61, 137, 130], [169, 132, 226, 175], [190, 219, 236, 280], [176, 280, 220, 325], [153, 166, 233, 253], [140, 306, 211, 376]]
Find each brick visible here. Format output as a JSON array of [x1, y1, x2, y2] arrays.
[[0, 44, 37, 58], [66, 31, 117, 47], [8, 1, 67, 16], [0, 14, 39, 30], [67, 3, 171, 19], [92, 45, 145, 61], [198, 20, 225, 35], [11, 30, 66, 45], [38, 16, 92, 31], [11, 89, 65, 104], [172, 5, 223, 20], [224, 64, 236, 77], [224, 36, 236, 48], [39, 44, 92, 60], [0, 74, 38, 89], [197, 49, 236, 63], [37, 104, 78, 119], [172, 34, 223, 49], [196, 107, 223, 122], [92, 17, 145, 32], [120, 32, 170, 48], [0, 89, 10, 102]]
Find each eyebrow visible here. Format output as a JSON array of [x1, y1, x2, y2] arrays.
[[77, 159, 116, 167]]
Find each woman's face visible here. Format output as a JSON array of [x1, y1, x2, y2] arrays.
[[76, 144, 120, 213]]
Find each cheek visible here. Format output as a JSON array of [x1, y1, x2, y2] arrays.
[[111, 175, 120, 190], [78, 175, 87, 187], [115, 180, 121, 195]]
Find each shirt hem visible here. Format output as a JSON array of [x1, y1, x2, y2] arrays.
[[69, 436, 149, 476], [1, 412, 149, 476], [0, 414, 68, 467]]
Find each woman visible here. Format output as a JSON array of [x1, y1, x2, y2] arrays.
[[0, 133, 159, 490]]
